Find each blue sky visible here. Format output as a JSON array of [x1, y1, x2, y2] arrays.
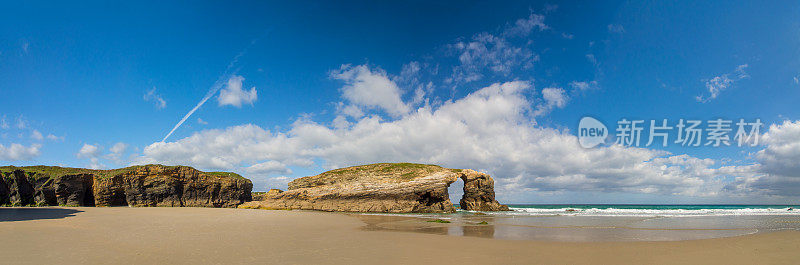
[[2, 1, 800, 204]]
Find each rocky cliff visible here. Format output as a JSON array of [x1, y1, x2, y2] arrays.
[[0, 165, 252, 208], [239, 163, 508, 213]]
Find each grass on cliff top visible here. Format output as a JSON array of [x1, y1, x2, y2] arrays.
[[290, 163, 463, 188], [205, 171, 247, 180], [0, 164, 245, 181]]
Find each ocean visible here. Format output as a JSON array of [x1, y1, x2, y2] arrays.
[[501, 204, 800, 217], [361, 204, 800, 241]]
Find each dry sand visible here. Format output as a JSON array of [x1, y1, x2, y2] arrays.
[[1, 207, 799, 264]]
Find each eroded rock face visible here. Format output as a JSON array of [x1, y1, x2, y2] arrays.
[[54, 174, 95, 207], [6, 170, 35, 206], [240, 163, 509, 213], [459, 169, 509, 211], [0, 165, 252, 208], [252, 189, 283, 201]]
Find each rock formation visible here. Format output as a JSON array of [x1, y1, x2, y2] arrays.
[[0, 165, 252, 208], [458, 170, 509, 211], [252, 189, 284, 201], [239, 163, 509, 213]]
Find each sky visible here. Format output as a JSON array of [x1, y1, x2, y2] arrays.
[[2, 1, 800, 204]]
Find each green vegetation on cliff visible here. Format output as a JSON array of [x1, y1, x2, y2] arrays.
[[295, 163, 449, 188], [0, 164, 245, 181]]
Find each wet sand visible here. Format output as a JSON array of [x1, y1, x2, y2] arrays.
[[1, 207, 799, 264]]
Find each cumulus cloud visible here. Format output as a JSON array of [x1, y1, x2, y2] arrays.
[[218, 75, 258, 107], [197, 118, 208, 125], [0, 143, 41, 161], [696, 64, 749, 103], [712, 120, 800, 197], [30, 130, 43, 141], [46, 134, 64, 141], [77, 143, 105, 169], [144, 87, 167, 109], [331, 64, 410, 117], [534, 87, 568, 116], [106, 142, 129, 163], [77, 144, 101, 159], [136, 81, 752, 198], [246, 161, 293, 176], [757, 120, 800, 177]]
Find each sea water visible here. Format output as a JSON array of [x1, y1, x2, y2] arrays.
[[503, 204, 800, 217], [358, 205, 800, 241]]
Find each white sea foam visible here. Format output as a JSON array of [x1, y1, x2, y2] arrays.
[[506, 207, 800, 217]]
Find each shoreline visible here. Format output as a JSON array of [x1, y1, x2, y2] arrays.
[[2, 207, 800, 264]]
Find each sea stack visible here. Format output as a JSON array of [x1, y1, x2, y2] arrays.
[[239, 163, 509, 213]]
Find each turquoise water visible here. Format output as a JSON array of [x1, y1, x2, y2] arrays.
[[499, 204, 800, 217], [507, 204, 799, 210]]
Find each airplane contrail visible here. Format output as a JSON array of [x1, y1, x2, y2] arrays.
[[160, 42, 253, 142]]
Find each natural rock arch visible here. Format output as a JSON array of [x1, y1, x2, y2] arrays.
[[239, 164, 510, 213]]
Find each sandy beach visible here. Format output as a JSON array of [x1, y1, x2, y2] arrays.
[[1, 207, 799, 264]]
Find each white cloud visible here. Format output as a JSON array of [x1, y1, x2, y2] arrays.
[[77, 143, 105, 169], [246, 161, 293, 176], [756, 120, 800, 177], [331, 64, 410, 117], [108, 142, 128, 161], [340, 103, 365, 119], [0, 143, 41, 161], [714, 120, 800, 196], [136, 81, 751, 198], [569, 80, 598, 91], [218, 75, 258, 107], [448, 33, 537, 84], [696, 64, 749, 103], [505, 12, 549, 37], [30, 130, 43, 141], [77, 144, 101, 159], [143, 87, 167, 109], [445, 12, 547, 85], [110, 142, 128, 154], [534, 87, 568, 116], [197, 118, 208, 125], [46, 134, 64, 141]]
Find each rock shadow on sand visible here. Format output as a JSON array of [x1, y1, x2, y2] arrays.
[[0, 208, 83, 222]]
